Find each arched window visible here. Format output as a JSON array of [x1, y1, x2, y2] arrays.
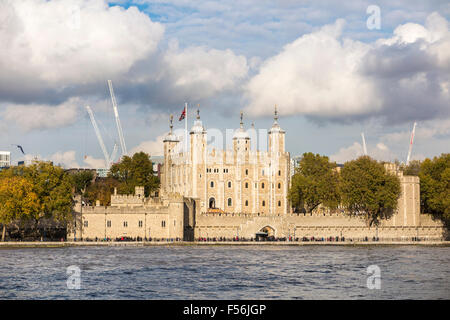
[[278, 200, 281, 207], [262, 200, 266, 207], [209, 198, 216, 209], [228, 181, 232, 188], [245, 182, 248, 188], [227, 198, 232, 206], [210, 181, 214, 188], [245, 169, 248, 175], [261, 182, 265, 189], [278, 170, 281, 176], [278, 183, 281, 189], [245, 200, 248, 206]]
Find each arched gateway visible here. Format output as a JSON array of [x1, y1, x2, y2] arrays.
[[256, 226, 275, 240]]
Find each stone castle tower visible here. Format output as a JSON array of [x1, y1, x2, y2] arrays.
[[161, 107, 291, 215]]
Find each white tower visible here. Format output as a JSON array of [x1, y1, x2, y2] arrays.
[[190, 109, 207, 200]]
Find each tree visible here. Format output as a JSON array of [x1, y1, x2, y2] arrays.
[[340, 156, 401, 226], [1, 162, 74, 224], [70, 170, 95, 195], [109, 152, 159, 196], [402, 160, 421, 176], [0, 176, 41, 241], [288, 152, 340, 213], [85, 177, 119, 206], [419, 153, 450, 225]]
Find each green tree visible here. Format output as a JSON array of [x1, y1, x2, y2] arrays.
[[288, 152, 340, 213], [85, 177, 119, 206], [403, 160, 421, 176], [419, 153, 450, 225], [0, 176, 41, 241], [109, 152, 159, 196], [340, 156, 401, 226], [69, 170, 94, 195]]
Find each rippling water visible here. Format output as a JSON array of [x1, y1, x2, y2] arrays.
[[0, 245, 448, 299]]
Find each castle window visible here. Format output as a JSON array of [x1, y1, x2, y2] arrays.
[[162, 221, 166, 228], [228, 181, 232, 188], [227, 198, 232, 206], [261, 182, 265, 189], [245, 182, 248, 188], [245, 200, 248, 206], [262, 200, 266, 207], [278, 201, 281, 207], [210, 181, 214, 188], [262, 169, 265, 176], [107, 220, 111, 228], [83, 221, 88, 227], [278, 183, 281, 189], [123, 221, 128, 227], [245, 169, 248, 175], [138, 220, 143, 228], [278, 170, 281, 176]]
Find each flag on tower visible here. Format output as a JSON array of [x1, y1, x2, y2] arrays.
[[179, 107, 186, 121]]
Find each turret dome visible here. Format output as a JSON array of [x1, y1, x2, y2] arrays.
[[233, 111, 250, 140]]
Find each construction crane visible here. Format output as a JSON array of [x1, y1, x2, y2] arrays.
[[361, 132, 368, 156], [86, 105, 111, 168], [108, 80, 127, 157], [110, 143, 118, 166], [406, 122, 417, 166]]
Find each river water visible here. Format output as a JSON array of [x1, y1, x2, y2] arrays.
[[0, 245, 448, 299]]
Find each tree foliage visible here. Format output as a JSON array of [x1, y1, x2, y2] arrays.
[[85, 177, 119, 206], [0, 176, 41, 241], [109, 152, 159, 197], [0, 162, 74, 222], [419, 153, 450, 224], [340, 156, 401, 226], [70, 170, 94, 195], [402, 160, 421, 176], [288, 152, 340, 213]]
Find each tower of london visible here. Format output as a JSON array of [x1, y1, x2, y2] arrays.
[[161, 107, 291, 216]]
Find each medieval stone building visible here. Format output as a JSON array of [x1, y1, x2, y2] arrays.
[[67, 109, 446, 242]]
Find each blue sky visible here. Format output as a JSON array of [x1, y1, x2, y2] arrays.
[[0, 0, 449, 167]]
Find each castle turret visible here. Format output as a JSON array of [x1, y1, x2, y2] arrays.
[[268, 105, 285, 154], [233, 111, 251, 158], [163, 115, 179, 194], [190, 109, 207, 198]]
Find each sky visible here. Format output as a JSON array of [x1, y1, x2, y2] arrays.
[[0, 0, 449, 168]]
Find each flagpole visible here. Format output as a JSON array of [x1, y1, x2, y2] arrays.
[[185, 102, 188, 153]]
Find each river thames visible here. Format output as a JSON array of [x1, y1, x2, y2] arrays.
[[0, 245, 448, 299]]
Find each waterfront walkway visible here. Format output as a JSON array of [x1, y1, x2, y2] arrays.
[[0, 241, 449, 248]]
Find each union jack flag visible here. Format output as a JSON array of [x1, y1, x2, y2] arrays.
[[179, 107, 186, 121]]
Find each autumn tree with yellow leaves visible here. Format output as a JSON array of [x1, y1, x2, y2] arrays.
[[0, 176, 41, 241]]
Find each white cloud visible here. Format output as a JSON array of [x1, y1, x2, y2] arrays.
[[244, 13, 450, 124], [83, 155, 106, 168], [49, 150, 80, 168], [0, 0, 164, 87], [331, 140, 397, 163], [2, 97, 81, 131], [162, 41, 249, 100], [330, 142, 363, 163], [244, 19, 377, 118], [129, 135, 165, 157]]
